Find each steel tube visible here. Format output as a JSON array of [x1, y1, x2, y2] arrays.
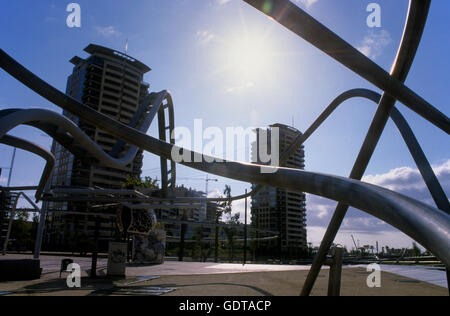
[[301, 0, 432, 296], [0, 33, 449, 269], [2, 193, 20, 255], [0, 186, 38, 192], [241, 0, 449, 134], [0, 92, 166, 168], [120, 203, 203, 210], [327, 247, 343, 297], [0, 21, 450, 276], [0, 108, 160, 170], [0, 135, 55, 201], [15, 88, 442, 207], [283, 88, 449, 214]]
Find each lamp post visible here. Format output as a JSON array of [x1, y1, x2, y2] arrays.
[[244, 189, 248, 266], [1, 148, 17, 187], [203, 175, 218, 221], [7, 148, 16, 187]]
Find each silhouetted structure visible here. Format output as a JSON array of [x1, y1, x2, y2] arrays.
[[251, 124, 307, 258], [45, 44, 151, 249]]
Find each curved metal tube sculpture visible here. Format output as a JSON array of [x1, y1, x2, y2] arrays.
[[219, 89, 450, 208], [0, 109, 151, 169], [0, 134, 55, 201], [0, 51, 449, 269], [291, 0, 435, 296], [0, 93, 173, 178], [0, 0, 449, 296], [242, 0, 449, 134], [2, 88, 445, 210], [33, 88, 448, 221], [0, 91, 176, 197], [280, 88, 450, 214]]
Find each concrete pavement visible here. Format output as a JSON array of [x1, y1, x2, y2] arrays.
[[0, 254, 447, 296]]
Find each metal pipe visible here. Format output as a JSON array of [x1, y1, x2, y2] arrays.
[[0, 188, 43, 258], [390, 109, 450, 214], [0, 186, 38, 191], [241, 0, 449, 134], [0, 93, 167, 172], [109, 92, 158, 157], [0, 31, 449, 271], [2, 192, 20, 255], [281, 88, 449, 214], [2, 111, 449, 267], [244, 189, 248, 266], [0, 135, 55, 201], [327, 247, 344, 297], [120, 203, 203, 210], [0, 108, 158, 170], [50, 188, 147, 195], [301, 0, 432, 296], [4, 88, 443, 209], [6, 148, 16, 188]]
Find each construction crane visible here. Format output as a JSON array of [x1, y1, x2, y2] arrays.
[[351, 235, 358, 253]]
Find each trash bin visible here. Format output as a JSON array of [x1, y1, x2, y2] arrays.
[[60, 259, 74, 278], [107, 242, 127, 276]]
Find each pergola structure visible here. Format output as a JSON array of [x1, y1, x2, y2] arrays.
[[0, 0, 448, 295]]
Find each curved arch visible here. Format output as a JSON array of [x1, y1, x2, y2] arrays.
[[209, 88, 449, 211], [0, 0, 448, 290], [0, 90, 176, 195], [0, 64, 446, 213], [0, 93, 168, 169], [241, 0, 450, 134], [0, 108, 160, 170], [0, 134, 55, 201], [280, 89, 449, 213], [300, 0, 436, 296], [0, 109, 448, 267]]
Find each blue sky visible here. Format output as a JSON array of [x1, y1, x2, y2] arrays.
[[0, 0, 449, 249]]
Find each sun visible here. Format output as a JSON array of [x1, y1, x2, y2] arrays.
[[221, 34, 274, 85]]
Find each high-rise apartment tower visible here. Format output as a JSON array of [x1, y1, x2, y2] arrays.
[[251, 124, 307, 256], [45, 44, 151, 248]]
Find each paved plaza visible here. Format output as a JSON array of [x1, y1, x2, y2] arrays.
[[0, 254, 447, 296]]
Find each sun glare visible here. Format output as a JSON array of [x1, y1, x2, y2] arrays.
[[221, 34, 275, 86]]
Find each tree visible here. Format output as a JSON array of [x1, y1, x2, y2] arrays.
[[122, 176, 159, 190], [223, 213, 240, 261], [10, 210, 33, 252], [220, 185, 240, 261], [178, 209, 188, 262], [412, 242, 422, 257], [193, 225, 212, 262], [213, 186, 229, 262]]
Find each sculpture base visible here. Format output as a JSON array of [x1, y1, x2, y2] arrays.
[[133, 230, 166, 265], [0, 259, 41, 281]]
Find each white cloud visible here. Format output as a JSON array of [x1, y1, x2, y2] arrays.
[[232, 198, 251, 224], [95, 26, 121, 37], [357, 30, 392, 60], [295, 0, 319, 8], [362, 159, 450, 205], [208, 188, 251, 224], [307, 226, 419, 250], [197, 30, 216, 45], [225, 82, 254, 94], [305, 159, 449, 247], [207, 188, 222, 199], [217, 0, 232, 5]]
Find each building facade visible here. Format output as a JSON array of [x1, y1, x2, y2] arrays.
[[44, 44, 151, 249], [251, 124, 307, 257]]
